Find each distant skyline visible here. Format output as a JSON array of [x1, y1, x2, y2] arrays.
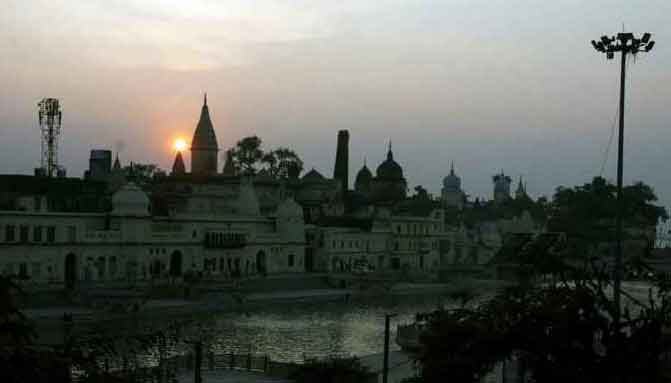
[[1, 1, 670, 208]]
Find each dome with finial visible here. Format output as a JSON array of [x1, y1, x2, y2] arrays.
[[112, 182, 150, 216], [191, 93, 218, 151], [355, 158, 373, 192], [443, 161, 461, 190], [376, 142, 403, 180], [301, 168, 325, 183]]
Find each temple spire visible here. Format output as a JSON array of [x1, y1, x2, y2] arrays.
[[191, 94, 218, 175], [113, 153, 121, 171], [450, 161, 455, 175], [172, 151, 186, 175], [387, 140, 393, 160]]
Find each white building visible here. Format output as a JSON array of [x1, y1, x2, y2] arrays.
[[308, 207, 446, 274], [0, 180, 306, 287]]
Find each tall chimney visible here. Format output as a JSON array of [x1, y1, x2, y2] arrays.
[[333, 130, 349, 191]]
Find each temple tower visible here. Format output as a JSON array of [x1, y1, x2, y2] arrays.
[[190, 94, 219, 175]]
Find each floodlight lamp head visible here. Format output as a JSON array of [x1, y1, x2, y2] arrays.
[[642, 33, 651, 44], [646, 41, 655, 52], [618, 32, 634, 42], [606, 51, 614, 60], [601, 35, 611, 45]]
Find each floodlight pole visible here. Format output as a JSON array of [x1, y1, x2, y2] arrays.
[[591, 32, 654, 328], [614, 45, 626, 327]]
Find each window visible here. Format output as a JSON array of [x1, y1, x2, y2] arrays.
[[67, 226, 76, 242], [47, 226, 56, 242], [288, 254, 295, 267], [33, 226, 42, 242], [32, 262, 41, 279], [4, 224, 15, 242], [109, 257, 117, 277], [19, 226, 29, 242], [332, 240, 336, 249], [97, 257, 106, 278], [396, 225, 401, 234]]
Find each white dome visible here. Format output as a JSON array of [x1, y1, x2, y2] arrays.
[[112, 182, 150, 216], [277, 197, 303, 219]]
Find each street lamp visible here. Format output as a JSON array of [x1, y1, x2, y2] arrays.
[[591, 32, 655, 325]]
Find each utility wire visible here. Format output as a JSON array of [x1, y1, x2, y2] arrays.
[[598, 54, 633, 177]]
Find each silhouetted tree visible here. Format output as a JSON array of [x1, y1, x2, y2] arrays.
[[290, 356, 374, 383], [262, 147, 304, 178], [406, 178, 671, 382], [228, 136, 304, 178], [123, 162, 161, 187], [229, 136, 264, 175]]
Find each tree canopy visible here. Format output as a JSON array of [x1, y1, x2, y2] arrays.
[[290, 356, 374, 383], [548, 177, 667, 235], [123, 163, 162, 187], [407, 240, 671, 383], [407, 177, 671, 383], [228, 136, 303, 178]]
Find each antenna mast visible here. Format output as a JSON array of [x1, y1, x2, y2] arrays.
[[37, 98, 63, 177]]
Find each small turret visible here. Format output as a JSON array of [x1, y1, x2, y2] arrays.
[[515, 176, 527, 200], [172, 151, 186, 176], [222, 149, 236, 176]]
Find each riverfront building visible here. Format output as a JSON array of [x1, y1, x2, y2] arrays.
[[0, 96, 545, 288]]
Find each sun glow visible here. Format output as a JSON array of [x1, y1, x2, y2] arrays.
[[174, 138, 187, 152]]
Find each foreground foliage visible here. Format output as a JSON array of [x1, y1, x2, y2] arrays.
[[290, 356, 375, 383], [407, 178, 670, 382]]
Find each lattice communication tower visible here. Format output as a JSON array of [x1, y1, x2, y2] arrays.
[[37, 98, 63, 177]]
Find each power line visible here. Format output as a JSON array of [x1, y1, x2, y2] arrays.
[[598, 54, 634, 177]]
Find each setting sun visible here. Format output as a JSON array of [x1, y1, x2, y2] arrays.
[[174, 138, 187, 152]]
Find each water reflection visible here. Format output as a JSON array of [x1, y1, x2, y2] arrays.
[[191, 295, 446, 362], [43, 294, 447, 363]]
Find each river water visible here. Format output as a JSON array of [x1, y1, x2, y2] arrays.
[[46, 293, 449, 364], [40, 281, 656, 372], [199, 294, 445, 362]]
